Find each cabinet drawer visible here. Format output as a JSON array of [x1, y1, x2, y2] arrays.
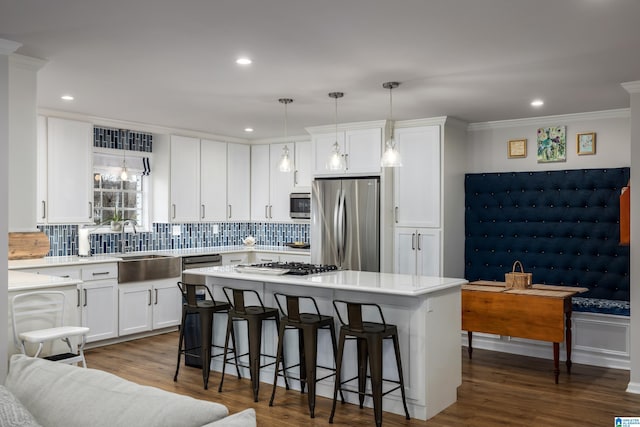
[[221, 253, 248, 265], [81, 263, 118, 281]]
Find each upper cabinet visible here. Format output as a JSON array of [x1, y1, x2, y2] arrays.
[[153, 135, 250, 223], [307, 121, 384, 177], [250, 143, 294, 222], [293, 140, 312, 189], [393, 125, 441, 228], [38, 116, 93, 224]]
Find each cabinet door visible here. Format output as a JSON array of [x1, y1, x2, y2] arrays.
[[250, 145, 270, 220], [221, 252, 248, 266], [152, 280, 182, 329], [46, 117, 93, 223], [394, 126, 441, 227], [394, 228, 418, 275], [36, 115, 48, 224], [313, 132, 345, 176], [81, 281, 118, 342], [345, 128, 382, 175], [227, 143, 251, 221], [170, 135, 201, 222], [293, 140, 312, 189], [269, 143, 294, 221], [200, 139, 227, 221], [416, 229, 441, 277], [118, 284, 153, 335]]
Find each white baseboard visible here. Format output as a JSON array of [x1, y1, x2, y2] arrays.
[[461, 312, 630, 370]]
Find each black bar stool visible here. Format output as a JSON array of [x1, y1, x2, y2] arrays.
[[218, 287, 287, 402], [329, 300, 410, 427], [268, 293, 344, 418], [173, 281, 238, 390]]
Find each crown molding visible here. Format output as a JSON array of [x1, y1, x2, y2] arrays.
[[250, 134, 311, 145], [305, 119, 388, 135], [0, 39, 21, 55], [467, 108, 630, 132], [622, 81, 640, 94], [9, 53, 47, 71]]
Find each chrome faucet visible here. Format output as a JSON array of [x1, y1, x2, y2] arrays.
[[120, 219, 138, 253]]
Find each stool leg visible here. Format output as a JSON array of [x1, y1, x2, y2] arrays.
[[247, 318, 263, 402], [367, 337, 384, 427], [299, 328, 307, 394], [392, 334, 411, 420], [329, 329, 346, 424], [174, 307, 188, 382], [356, 338, 369, 409], [328, 323, 345, 403], [218, 314, 234, 393], [276, 317, 290, 391], [303, 325, 319, 418], [228, 317, 241, 379], [269, 321, 287, 407], [201, 310, 214, 390]]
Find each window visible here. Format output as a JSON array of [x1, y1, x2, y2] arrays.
[[92, 150, 148, 229]]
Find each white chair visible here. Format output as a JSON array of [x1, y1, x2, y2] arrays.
[[11, 291, 90, 368]]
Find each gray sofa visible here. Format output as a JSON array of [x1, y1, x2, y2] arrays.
[[1, 354, 256, 427]]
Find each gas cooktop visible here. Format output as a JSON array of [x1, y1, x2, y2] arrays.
[[235, 262, 338, 276]]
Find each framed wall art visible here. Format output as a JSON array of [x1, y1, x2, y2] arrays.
[[508, 139, 527, 158], [577, 132, 596, 155], [537, 126, 566, 163]]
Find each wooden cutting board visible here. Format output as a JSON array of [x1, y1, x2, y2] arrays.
[[8, 232, 50, 260]]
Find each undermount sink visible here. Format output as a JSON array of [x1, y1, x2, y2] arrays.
[[117, 254, 181, 283]]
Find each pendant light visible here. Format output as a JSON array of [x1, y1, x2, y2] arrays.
[[380, 81, 402, 167], [327, 92, 345, 171], [278, 98, 293, 172]]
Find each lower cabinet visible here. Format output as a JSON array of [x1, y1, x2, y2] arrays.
[[118, 277, 182, 336], [394, 228, 440, 276], [79, 263, 119, 343]]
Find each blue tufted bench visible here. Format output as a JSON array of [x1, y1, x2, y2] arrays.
[[465, 168, 630, 316]]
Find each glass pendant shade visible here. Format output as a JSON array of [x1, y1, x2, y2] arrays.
[[381, 137, 402, 167], [279, 145, 292, 172], [120, 160, 128, 181], [327, 141, 345, 170]]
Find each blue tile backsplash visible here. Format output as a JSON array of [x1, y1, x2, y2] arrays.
[[38, 222, 310, 257]]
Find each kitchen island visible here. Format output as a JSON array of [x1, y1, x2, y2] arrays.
[[184, 265, 466, 421]]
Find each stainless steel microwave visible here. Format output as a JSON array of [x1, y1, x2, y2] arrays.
[[290, 193, 311, 219]]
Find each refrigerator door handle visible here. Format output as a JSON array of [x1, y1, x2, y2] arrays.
[[338, 189, 347, 265], [333, 189, 342, 263]]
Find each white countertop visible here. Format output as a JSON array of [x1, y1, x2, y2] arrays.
[[8, 270, 82, 291], [7, 245, 309, 270], [184, 265, 466, 297]]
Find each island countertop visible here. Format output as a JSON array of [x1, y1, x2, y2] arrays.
[[183, 265, 466, 297]]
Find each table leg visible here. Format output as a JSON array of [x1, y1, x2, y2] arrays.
[[565, 310, 573, 374], [553, 342, 560, 384], [467, 331, 473, 359]]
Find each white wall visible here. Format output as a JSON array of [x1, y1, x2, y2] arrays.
[[466, 110, 630, 173]]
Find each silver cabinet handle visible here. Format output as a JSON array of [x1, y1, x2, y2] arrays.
[[344, 153, 349, 170], [294, 170, 298, 185], [89, 202, 93, 219], [154, 288, 158, 305], [411, 233, 416, 250], [265, 205, 269, 219], [230, 258, 242, 263], [417, 233, 422, 251], [172, 204, 176, 219], [41, 201, 46, 219], [77, 289, 81, 307], [92, 271, 109, 276], [83, 288, 88, 307], [201, 204, 205, 219], [148, 289, 152, 306], [394, 206, 398, 223], [269, 205, 272, 219], [228, 204, 232, 219]]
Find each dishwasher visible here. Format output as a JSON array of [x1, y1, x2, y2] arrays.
[[181, 254, 222, 368]]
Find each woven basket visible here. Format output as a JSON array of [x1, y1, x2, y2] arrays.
[[505, 261, 532, 289]]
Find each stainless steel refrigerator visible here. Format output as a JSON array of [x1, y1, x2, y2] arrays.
[[311, 177, 380, 271]]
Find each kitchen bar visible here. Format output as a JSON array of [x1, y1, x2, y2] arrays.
[[183, 265, 466, 421]]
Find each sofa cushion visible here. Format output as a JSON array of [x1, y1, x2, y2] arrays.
[[0, 385, 42, 427], [5, 355, 229, 427]]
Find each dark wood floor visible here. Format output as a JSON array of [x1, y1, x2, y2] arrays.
[[85, 331, 640, 426]]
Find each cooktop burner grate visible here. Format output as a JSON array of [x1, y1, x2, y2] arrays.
[[251, 262, 338, 275]]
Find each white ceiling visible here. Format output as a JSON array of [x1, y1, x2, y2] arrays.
[[2, 0, 640, 140]]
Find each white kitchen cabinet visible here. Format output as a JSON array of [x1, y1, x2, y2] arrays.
[[309, 123, 384, 176], [118, 277, 181, 336], [293, 140, 312, 189], [170, 135, 201, 222], [79, 263, 118, 343], [394, 228, 440, 276], [200, 139, 228, 221], [38, 117, 93, 224], [393, 126, 441, 228], [221, 252, 248, 266], [227, 143, 251, 221], [250, 143, 294, 222]]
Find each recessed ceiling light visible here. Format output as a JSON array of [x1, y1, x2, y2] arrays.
[[61, 95, 74, 101], [236, 57, 252, 65], [244, 127, 254, 133], [531, 99, 544, 107]]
